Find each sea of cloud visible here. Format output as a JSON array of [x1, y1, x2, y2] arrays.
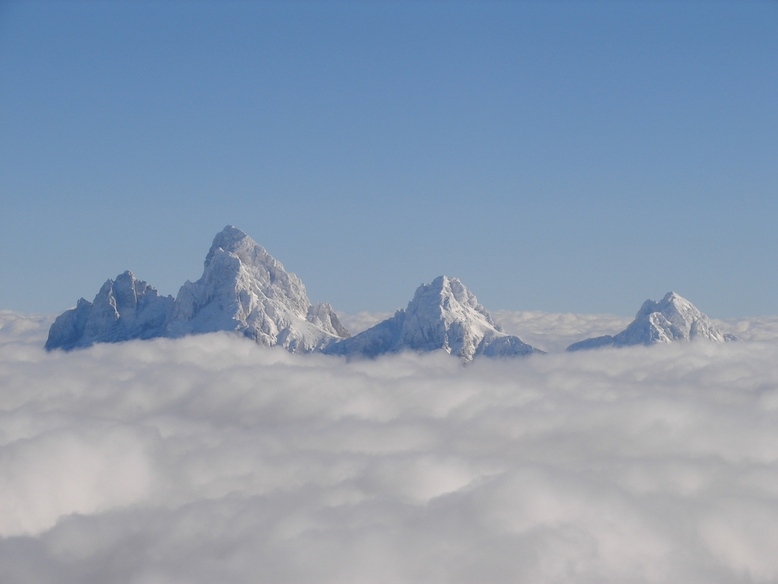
[[4, 311, 778, 583]]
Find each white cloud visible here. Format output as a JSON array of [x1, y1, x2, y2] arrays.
[[0, 310, 52, 346], [491, 309, 633, 352], [4, 314, 778, 581], [714, 315, 778, 343], [336, 310, 395, 335]]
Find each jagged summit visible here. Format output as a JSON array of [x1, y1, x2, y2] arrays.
[[324, 275, 541, 361], [46, 226, 349, 352], [45, 271, 174, 351], [566, 291, 736, 351]]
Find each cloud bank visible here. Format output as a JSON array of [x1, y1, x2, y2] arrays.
[[4, 312, 778, 582]]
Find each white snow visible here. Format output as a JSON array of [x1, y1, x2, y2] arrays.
[[326, 275, 539, 361], [166, 226, 348, 352], [45, 227, 349, 353], [567, 292, 734, 351], [45, 271, 174, 351]]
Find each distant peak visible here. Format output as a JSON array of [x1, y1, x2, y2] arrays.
[[568, 290, 728, 351]]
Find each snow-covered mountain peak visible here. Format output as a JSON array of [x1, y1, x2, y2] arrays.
[[166, 227, 346, 350], [325, 276, 539, 361], [192, 226, 311, 318], [408, 275, 502, 331], [45, 271, 174, 351], [47, 227, 348, 352], [567, 291, 733, 351]]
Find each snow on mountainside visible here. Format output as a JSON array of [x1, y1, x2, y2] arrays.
[[166, 226, 348, 352], [325, 275, 541, 361], [566, 292, 736, 351], [45, 271, 174, 351], [45, 226, 349, 352]]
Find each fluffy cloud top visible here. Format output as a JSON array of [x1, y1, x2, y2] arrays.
[[3, 311, 778, 582]]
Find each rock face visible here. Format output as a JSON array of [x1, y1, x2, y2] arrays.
[[566, 292, 736, 351], [45, 271, 174, 351], [324, 275, 540, 361], [45, 227, 349, 352], [166, 226, 348, 352]]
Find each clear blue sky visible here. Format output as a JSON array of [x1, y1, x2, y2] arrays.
[[1, 1, 776, 318]]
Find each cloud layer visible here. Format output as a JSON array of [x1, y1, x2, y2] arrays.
[[4, 313, 778, 582]]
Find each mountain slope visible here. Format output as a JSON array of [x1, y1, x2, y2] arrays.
[[567, 292, 736, 351], [324, 276, 540, 361]]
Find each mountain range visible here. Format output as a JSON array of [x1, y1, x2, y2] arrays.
[[46, 226, 733, 357]]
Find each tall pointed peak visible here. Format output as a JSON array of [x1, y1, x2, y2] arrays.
[[168, 226, 344, 352]]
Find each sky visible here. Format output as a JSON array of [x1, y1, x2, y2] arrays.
[[4, 312, 778, 583], [1, 1, 777, 318]]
